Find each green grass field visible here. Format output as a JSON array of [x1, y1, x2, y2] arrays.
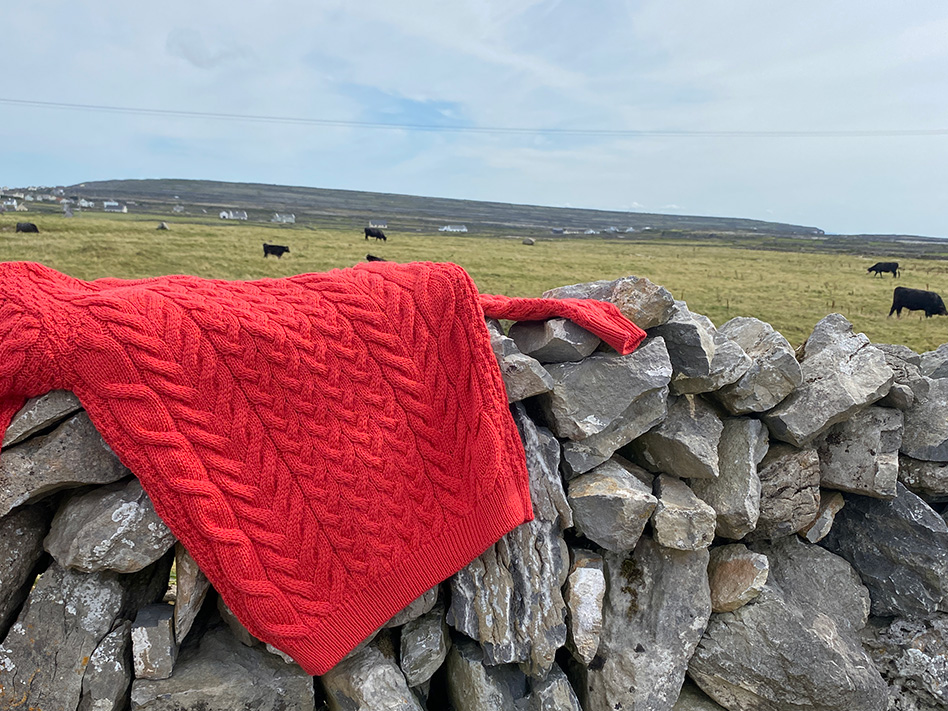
[[2, 212, 947, 353]]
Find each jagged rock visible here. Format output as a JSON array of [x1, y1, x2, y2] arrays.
[[762, 314, 893, 446], [44, 476, 176, 573], [556, 339, 673, 473], [820, 483, 948, 617], [878, 383, 915, 410], [320, 641, 422, 711], [901, 377, 948, 462], [672, 315, 752, 395], [174, 544, 210, 646], [673, 680, 728, 710], [508, 318, 601, 363], [899, 455, 948, 501], [815, 406, 902, 498], [80, 620, 132, 711], [385, 586, 439, 629], [631, 394, 723, 480], [690, 418, 767, 540], [0, 412, 130, 516], [862, 613, 948, 710], [714, 317, 803, 415], [567, 459, 657, 552], [131, 624, 315, 711], [513, 404, 572, 529], [649, 301, 717, 379], [486, 319, 555, 402], [3, 389, 82, 447], [707, 544, 768, 613], [0, 561, 167, 711], [920, 342, 948, 379], [132, 603, 177, 680], [564, 549, 605, 665], [798, 490, 846, 543], [651, 474, 716, 550], [543, 275, 677, 330], [569, 538, 711, 711], [445, 635, 528, 710], [0, 502, 51, 637], [747, 443, 820, 541], [875, 343, 927, 409], [689, 537, 886, 711], [217, 597, 260, 647], [527, 663, 582, 711], [400, 602, 450, 687]]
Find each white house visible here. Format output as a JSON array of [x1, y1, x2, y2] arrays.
[[2, 199, 17, 209], [439, 225, 468, 233], [78, 199, 95, 208], [369, 220, 388, 229], [271, 213, 296, 224], [219, 209, 248, 220], [103, 201, 127, 213], [584, 229, 600, 235]]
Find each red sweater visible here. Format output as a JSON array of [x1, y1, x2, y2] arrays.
[[0, 260, 644, 674]]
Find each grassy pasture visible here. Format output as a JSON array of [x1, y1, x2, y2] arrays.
[[2, 212, 947, 353]]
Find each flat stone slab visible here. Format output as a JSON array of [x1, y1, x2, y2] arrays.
[[543, 275, 677, 330], [322, 641, 422, 711], [651, 474, 716, 551], [816, 406, 902, 498], [0, 502, 52, 636], [445, 636, 527, 710], [3, 389, 82, 447], [649, 301, 717, 380], [132, 604, 177, 680], [631, 394, 723, 480], [400, 602, 450, 688], [901, 377, 948, 462], [508, 317, 601, 363], [899, 455, 948, 501]]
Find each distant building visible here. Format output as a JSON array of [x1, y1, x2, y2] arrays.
[[605, 226, 619, 233], [103, 201, 127, 213], [439, 225, 468, 233], [78, 199, 95, 208], [624, 227, 637, 233], [584, 229, 600, 235], [369, 220, 388, 228], [172, 205, 185, 213], [271, 213, 296, 224], [2, 199, 17, 209], [219, 209, 248, 220]]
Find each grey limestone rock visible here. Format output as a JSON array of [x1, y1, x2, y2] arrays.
[[672, 680, 728, 710], [762, 314, 893, 446], [816, 406, 902, 498], [400, 602, 450, 688], [0, 501, 52, 637], [486, 319, 554, 402], [445, 635, 528, 711], [798, 490, 846, 543], [631, 394, 723, 480], [45, 476, 176, 573], [79, 620, 132, 711], [508, 318, 601, 363], [0, 411, 130, 516], [714, 317, 803, 415], [173, 543, 210, 646], [543, 275, 677, 330], [650, 474, 717, 551], [567, 458, 657, 553], [690, 418, 767, 540], [707, 544, 768, 613], [564, 549, 605, 665], [672, 315, 752, 395], [875, 343, 927, 409], [321, 641, 422, 711], [748, 443, 820, 541], [570, 538, 711, 711], [513, 403, 572, 529], [384, 585, 439, 629], [899, 455, 948, 501], [901, 377, 948, 462], [527, 663, 582, 711], [649, 301, 717, 380], [820, 483, 948, 617], [132, 603, 177, 680], [131, 624, 315, 711], [920, 342, 948, 379], [3, 389, 82, 447]]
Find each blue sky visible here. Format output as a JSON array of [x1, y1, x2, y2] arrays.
[[2, 1, 948, 236]]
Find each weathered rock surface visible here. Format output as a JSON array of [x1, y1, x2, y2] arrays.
[[820, 483, 948, 617], [45, 476, 176, 573], [131, 624, 315, 711], [513, 404, 572, 529], [400, 602, 450, 687], [649, 301, 717, 380], [321, 641, 422, 711], [487, 319, 555, 402], [899, 455, 948, 501], [816, 406, 902, 498], [651, 474, 716, 550], [509, 317, 602, 363], [920, 342, 948, 379], [174, 543, 210, 646], [0, 501, 51, 636], [445, 636, 528, 710], [217, 597, 259, 647], [714, 317, 802, 414], [875, 343, 927, 409], [564, 549, 605, 665], [385, 585, 439, 629], [79, 620, 132, 711], [690, 536, 886, 711], [690, 418, 767, 540], [132, 603, 177, 680], [543, 275, 677, 330], [570, 538, 711, 711], [707, 544, 768, 613], [672, 315, 752, 395], [748, 443, 820, 540], [3, 389, 83, 447], [567, 459, 657, 552], [527, 663, 582, 711], [762, 314, 893, 446], [672, 680, 728, 710], [631, 394, 723, 480], [798, 490, 845, 543], [901, 377, 948, 462], [0, 412, 130, 516]]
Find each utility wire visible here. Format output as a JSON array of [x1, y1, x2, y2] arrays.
[[2, 96, 947, 138]]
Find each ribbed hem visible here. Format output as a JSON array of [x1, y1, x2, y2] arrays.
[[281, 474, 533, 675]]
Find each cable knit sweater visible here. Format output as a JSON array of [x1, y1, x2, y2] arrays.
[[0, 260, 645, 674]]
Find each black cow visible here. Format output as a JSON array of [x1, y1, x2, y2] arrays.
[[365, 254, 387, 262], [889, 286, 947, 318], [15, 222, 39, 234], [364, 227, 387, 241], [868, 261, 900, 278], [263, 243, 290, 259]]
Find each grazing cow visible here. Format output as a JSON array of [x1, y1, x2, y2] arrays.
[[868, 261, 900, 278], [263, 243, 290, 259], [889, 286, 948, 318], [15, 222, 39, 234], [365, 254, 387, 262], [364, 227, 387, 241]]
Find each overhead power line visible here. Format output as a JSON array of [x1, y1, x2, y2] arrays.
[[2, 96, 947, 138]]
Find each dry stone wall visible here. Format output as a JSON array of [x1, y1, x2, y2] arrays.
[[1, 274, 948, 711]]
